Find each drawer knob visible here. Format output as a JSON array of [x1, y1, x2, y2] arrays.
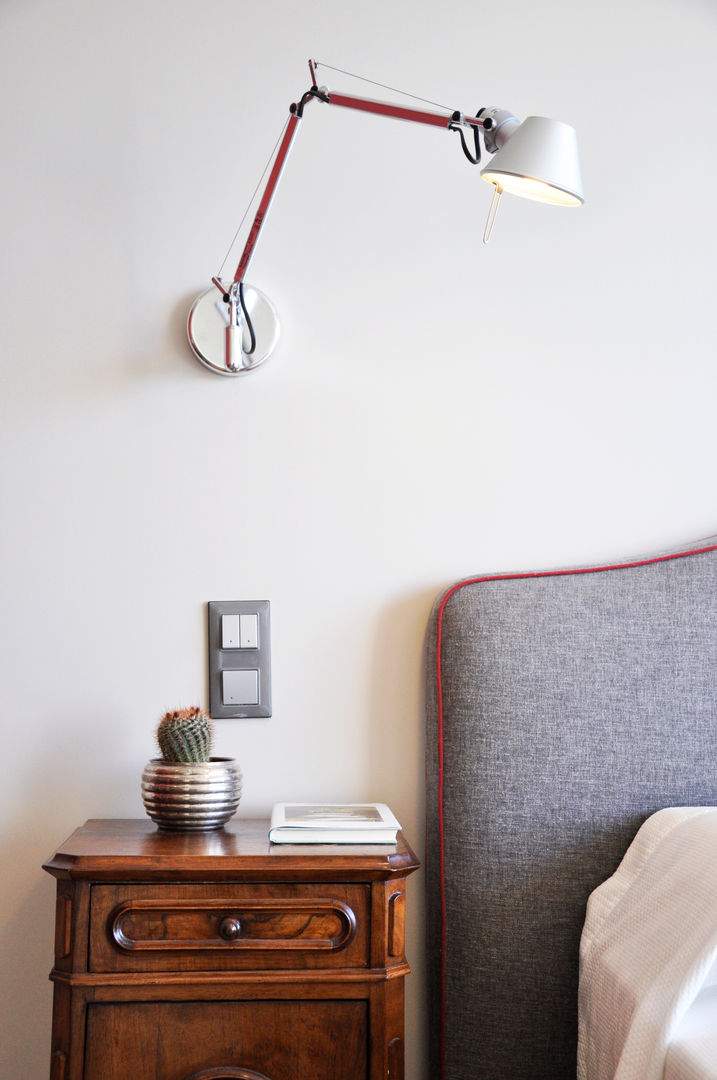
[[219, 916, 242, 941]]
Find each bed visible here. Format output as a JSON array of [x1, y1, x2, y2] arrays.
[[425, 536, 717, 1080]]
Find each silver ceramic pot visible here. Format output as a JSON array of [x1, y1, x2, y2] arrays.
[[141, 757, 242, 831]]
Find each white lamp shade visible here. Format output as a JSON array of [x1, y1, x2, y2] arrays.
[[480, 115, 583, 206]]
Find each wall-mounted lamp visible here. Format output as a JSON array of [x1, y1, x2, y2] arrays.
[[187, 60, 583, 377]]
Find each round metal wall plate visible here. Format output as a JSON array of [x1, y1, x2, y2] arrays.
[[187, 285, 280, 376]]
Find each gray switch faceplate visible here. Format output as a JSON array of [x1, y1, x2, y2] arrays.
[[208, 601, 271, 719]]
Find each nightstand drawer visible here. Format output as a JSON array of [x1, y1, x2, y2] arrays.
[[90, 883, 369, 972], [84, 1000, 368, 1080]]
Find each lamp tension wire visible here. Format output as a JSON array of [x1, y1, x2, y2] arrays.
[[317, 60, 484, 168], [313, 61, 454, 113], [218, 61, 460, 283], [216, 115, 291, 280]]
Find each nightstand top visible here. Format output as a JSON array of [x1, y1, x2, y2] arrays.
[[43, 818, 420, 883]]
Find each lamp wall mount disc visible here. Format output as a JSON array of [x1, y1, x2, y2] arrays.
[[187, 285, 281, 376]]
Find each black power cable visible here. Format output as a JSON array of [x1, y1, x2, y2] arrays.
[[449, 109, 489, 166], [452, 124, 481, 164], [238, 283, 256, 356]]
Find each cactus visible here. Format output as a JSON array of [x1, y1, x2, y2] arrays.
[[157, 707, 213, 763]]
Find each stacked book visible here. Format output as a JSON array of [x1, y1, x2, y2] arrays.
[[269, 802, 400, 844]]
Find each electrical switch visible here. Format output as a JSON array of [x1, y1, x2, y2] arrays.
[[239, 613, 259, 649], [222, 614, 240, 649], [222, 669, 259, 706]]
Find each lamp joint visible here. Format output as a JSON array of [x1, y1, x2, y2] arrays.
[[294, 85, 330, 118]]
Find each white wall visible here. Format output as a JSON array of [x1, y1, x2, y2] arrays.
[[1, 1, 716, 1075]]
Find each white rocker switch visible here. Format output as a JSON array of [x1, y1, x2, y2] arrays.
[[222, 669, 259, 706], [239, 613, 259, 649], [222, 614, 240, 649]]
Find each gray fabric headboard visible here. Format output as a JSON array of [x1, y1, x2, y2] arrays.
[[425, 538, 717, 1080]]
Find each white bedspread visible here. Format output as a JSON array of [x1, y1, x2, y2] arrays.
[[578, 806, 717, 1080]]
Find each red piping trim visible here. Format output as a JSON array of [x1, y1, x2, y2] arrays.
[[433, 543, 717, 1080]]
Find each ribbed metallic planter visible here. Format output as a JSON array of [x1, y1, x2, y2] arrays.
[[141, 757, 242, 831]]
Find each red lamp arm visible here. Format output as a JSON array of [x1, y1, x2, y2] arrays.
[[326, 92, 460, 130], [231, 113, 302, 287], [217, 66, 490, 293]]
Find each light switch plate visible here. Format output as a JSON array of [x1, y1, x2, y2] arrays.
[[208, 601, 271, 719]]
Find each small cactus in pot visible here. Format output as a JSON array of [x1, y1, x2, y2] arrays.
[[142, 705, 241, 832], [157, 706, 213, 763]]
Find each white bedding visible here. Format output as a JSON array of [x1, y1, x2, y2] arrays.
[[578, 806, 717, 1080], [665, 983, 717, 1080]]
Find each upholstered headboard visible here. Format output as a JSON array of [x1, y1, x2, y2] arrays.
[[425, 538, 717, 1080]]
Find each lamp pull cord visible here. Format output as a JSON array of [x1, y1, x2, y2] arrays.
[[483, 184, 503, 244]]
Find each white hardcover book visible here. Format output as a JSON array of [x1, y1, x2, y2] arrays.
[[269, 802, 401, 844]]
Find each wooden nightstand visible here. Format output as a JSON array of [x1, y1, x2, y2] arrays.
[[43, 818, 419, 1080]]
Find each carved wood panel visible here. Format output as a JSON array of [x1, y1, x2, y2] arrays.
[[89, 883, 369, 972], [83, 1000, 368, 1080]]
